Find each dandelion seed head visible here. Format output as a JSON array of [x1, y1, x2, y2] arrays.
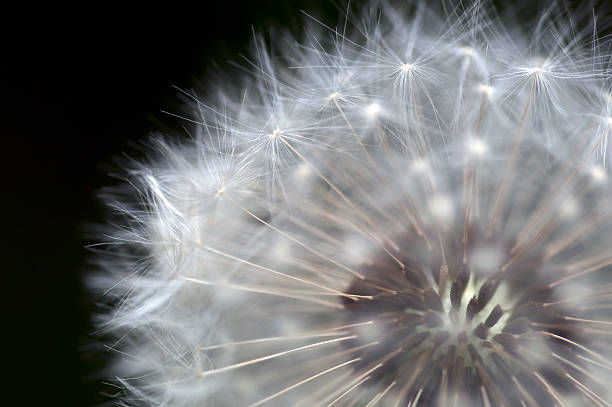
[[294, 163, 312, 179], [411, 157, 429, 173], [429, 195, 454, 221], [467, 138, 488, 156], [460, 47, 475, 56], [270, 128, 282, 139], [590, 165, 607, 183], [478, 84, 494, 96], [558, 197, 579, 218], [401, 63, 415, 72], [365, 103, 381, 118], [94, 1, 612, 406]]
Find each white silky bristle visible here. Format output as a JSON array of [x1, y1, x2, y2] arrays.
[[94, 1, 612, 406]]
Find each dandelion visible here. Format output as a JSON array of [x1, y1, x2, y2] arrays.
[[94, 1, 612, 406]]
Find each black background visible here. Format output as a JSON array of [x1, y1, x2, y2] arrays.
[[2, 1, 609, 406]]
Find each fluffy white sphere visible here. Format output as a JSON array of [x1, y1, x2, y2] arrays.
[[94, 1, 612, 406]]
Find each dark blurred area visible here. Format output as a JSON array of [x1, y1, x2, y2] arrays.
[[1, 0, 609, 406]]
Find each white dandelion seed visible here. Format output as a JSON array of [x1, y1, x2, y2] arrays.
[[94, 1, 612, 406]]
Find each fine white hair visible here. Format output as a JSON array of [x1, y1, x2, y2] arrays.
[[93, 1, 612, 406]]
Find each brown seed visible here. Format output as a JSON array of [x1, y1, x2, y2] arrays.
[[466, 296, 479, 320], [485, 304, 504, 328], [493, 333, 518, 351], [474, 323, 489, 339]]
